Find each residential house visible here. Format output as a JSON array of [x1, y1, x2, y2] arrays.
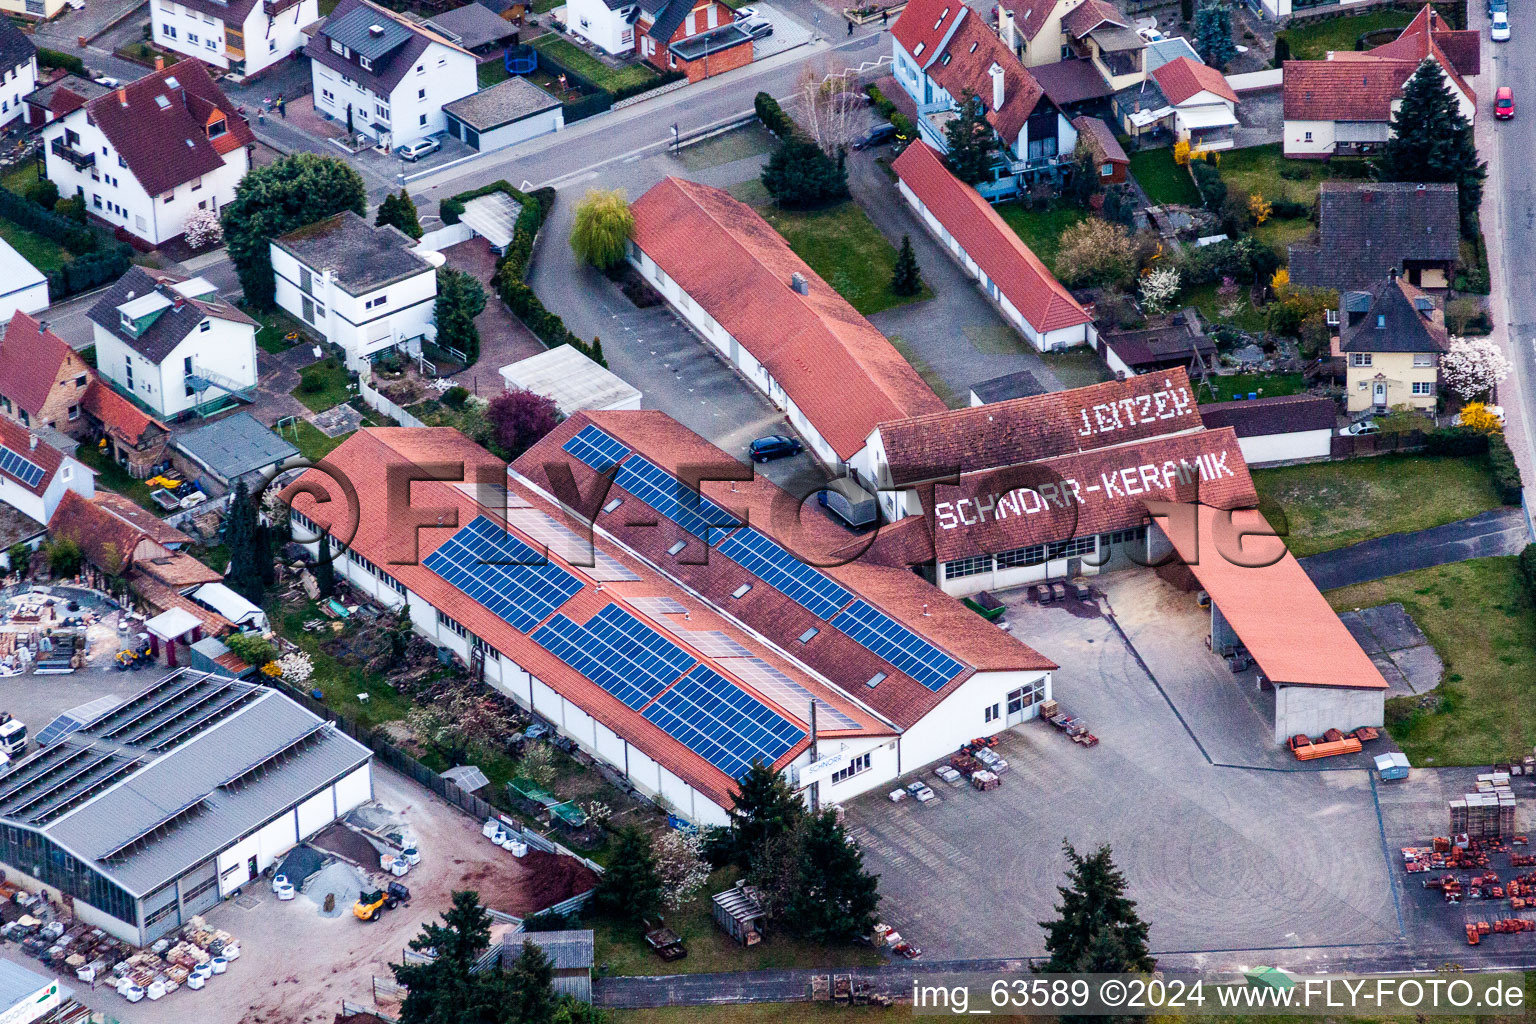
[[1338, 270, 1448, 415], [40, 60, 253, 247], [306, 0, 477, 148], [1070, 114, 1126, 182], [628, 176, 947, 477], [87, 267, 260, 421], [151, 0, 317, 78], [1290, 181, 1459, 291], [271, 211, 438, 371], [1148, 56, 1237, 151], [892, 0, 1077, 198], [630, 0, 752, 82], [0, 22, 37, 131], [0, 312, 171, 477], [0, 238, 47, 324], [891, 141, 1094, 352], [565, 0, 637, 54], [423, 3, 518, 56], [1282, 5, 1477, 159], [997, 0, 1143, 88], [23, 73, 109, 128], [0, 417, 93, 529]]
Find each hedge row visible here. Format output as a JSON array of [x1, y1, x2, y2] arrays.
[[37, 48, 85, 76], [1424, 426, 1523, 504], [1520, 543, 1536, 602], [863, 84, 916, 146], [755, 92, 797, 140], [48, 246, 133, 299], [0, 188, 95, 255]]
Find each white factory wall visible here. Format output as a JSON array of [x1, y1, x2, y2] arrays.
[[1235, 429, 1332, 466], [899, 668, 1052, 771], [1272, 683, 1384, 744]]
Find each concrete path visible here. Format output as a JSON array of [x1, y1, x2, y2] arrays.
[[1299, 506, 1529, 592]]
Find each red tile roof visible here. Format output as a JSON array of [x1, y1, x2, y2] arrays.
[[934, 14, 1045, 145], [0, 417, 64, 496], [1061, 0, 1125, 38], [1071, 117, 1128, 167], [93, 491, 191, 547], [1157, 504, 1388, 690], [629, 178, 945, 459], [0, 312, 80, 421], [1151, 56, 1237, 106], [1368, 4, 1479, 77], [877, 367, 1204, 483], [516, 412, 1058, 730], [82, 380, 166, 446], [1282, 58, 1420, 121], [892, 142, 1091, 336], [890, 0, 966, 64], [998, 0, 1061, 42], [288, 427, 889, 810], [78, 61, 252, 199], [925, 426, 1256, 562], [47, 490, 147, 574]]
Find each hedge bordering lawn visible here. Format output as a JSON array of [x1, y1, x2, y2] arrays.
[[0, 188, 133, 299]]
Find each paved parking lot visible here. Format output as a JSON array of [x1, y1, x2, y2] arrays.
[[845, 572, 1401, 961]]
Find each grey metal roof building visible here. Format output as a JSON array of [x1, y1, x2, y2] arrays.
[[0, 671, 371, 946], [174, 412, 299, 485]]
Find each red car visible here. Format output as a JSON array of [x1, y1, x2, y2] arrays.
[[1496, 86, 1515, 120]]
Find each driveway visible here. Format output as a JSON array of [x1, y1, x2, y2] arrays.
[[843, 570, 1400, 961], [441, 238, 546, 397], [1300, 507, 1530, 591]]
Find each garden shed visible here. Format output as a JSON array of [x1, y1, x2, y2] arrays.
[[712, 882, 766, 945]]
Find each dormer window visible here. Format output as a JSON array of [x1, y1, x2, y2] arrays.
[[940, 52, 951, 64], [207, 117, 226, 139], [359, 55, 372, 70], [119, 311, 133, 334]]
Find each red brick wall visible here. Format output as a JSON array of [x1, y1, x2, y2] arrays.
[[676, 38, 751, 82]]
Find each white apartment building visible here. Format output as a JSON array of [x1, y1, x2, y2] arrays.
[[87, 267, 260, 420], [0, 22, 37, 130], [151, 0, 318, 78], [271, 211, 438, 371], [40, 61, 252, 247], [305, 0, 476, 148]]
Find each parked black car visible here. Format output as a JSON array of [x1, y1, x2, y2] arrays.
[[749, 435, 803, 462], [853, 122, 897, 150]]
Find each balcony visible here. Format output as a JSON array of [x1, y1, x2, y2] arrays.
[[263, 0, 303, 14], [50, 138, 95, 171]]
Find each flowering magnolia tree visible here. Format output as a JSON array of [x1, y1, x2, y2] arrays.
[[654, 828, 710, 910], [1441, 337, 1511, 401], [277, 651, 314, 685], [1140, 266, 1181, 315], [184, 209, 224, 251]]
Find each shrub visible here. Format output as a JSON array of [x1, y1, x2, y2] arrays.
[[439, 197, 466, 225], [1192, 160, 1226, 210], [1270, 198, 1311, 219], [37, 48, 84, 75], [1520, 543, 1536, 602], [1055, 218, 1137, 288], [0, 188, 94, 254], [298, 366, 327, 394], [1487, 432, 1523, 504], [24, 179, 58, 211], [225, 631, 278, 667], [755, 92, 796, 139], [865, 84, 897, 119], [1423, 426, 1489, 457], [442, 385, 469, 408]]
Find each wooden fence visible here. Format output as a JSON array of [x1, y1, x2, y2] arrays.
[[1329, 429, 1426, 459]]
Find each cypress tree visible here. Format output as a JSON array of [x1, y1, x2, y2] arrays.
[[726, 761, 806, 869], [225, 480, 264, 605], [944, 89, 1000, 184], [1040, 841, 1154, 1020], [891, 234, 922, 296], [784, 810, 880, 944], [1375, 57, 1486, 234]]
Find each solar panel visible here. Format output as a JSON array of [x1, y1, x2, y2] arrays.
[[532, 606, 696, 709], [35, 697, 121, 749], [452, 481, 531, 514], [424, 516, 583, 632], [504, 508, 641, 582], [720, 657, 861, 730], [563, 424, 631, 473], [717, 529, 853, 619], [643, 667, 805, 780], [629, 596, 687, 616], [0, 445, 45, 488], [674, 630, 754, 659], [831, 601, 965, 692], [615, 456, 739, 544]]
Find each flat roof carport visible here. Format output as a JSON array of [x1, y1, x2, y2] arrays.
[[1152, 504, 1388, 742]]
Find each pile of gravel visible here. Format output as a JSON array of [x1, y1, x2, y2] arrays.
[[304, 861, 367, 918]]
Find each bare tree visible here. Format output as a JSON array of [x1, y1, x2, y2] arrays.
[[795, 62, 861, 157]]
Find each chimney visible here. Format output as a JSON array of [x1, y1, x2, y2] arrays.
[[1361, 188, 1373, 203], [989, 62, 1005, 111], [999, 7, 1018, 52], [116, 87, 127, 107], [27, 434, 36, 452], [790, 272, 808, 295], [155, 55, 165, 71]]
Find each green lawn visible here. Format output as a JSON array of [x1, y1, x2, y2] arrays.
[[1181, 281, 1269, 334], [993, 203, 1089, 276], [0, 158, 41, 195], [0, 218, 69, 274], [1253, 216, 1314, 256], [1218, 144, 1320, 210], [1196, 371, 1305, 404], [1278, 8, 1416, 61], [74, 443, 161, 512], [1254, 454, 1503, 558], [478, 60, 511, 88], [292, 357, 352, 413], [529, 35, 659, 93], [1040, 348, 1112, 390], [270, 598, 416, 729], [591, 867, 886, 977], [1128, 149, 1200, 207], [1327, 558, 1536, 766], [251, 306, 308, 355], [282, 420, 351, 462], [758, 200, 931, 316]]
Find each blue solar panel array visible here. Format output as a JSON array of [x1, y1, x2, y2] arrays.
[[615, 455, 739, 545], [423, 516, 582, 632], [0, 445, 45, 488], [831, 600, 965, 691], [563, 424, 631, 473], [532, 605, 697, 709], [717, 529, 853, 619], [643, 667, 805, 780]]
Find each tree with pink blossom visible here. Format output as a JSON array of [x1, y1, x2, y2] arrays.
[[184, 209, 223, 250]]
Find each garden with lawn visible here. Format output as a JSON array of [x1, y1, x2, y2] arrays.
[[1128, 148, 1201, 207], [530, 34, 659, 93], [1197, 371, 1305, 404], [1277, 7, 1417, 61], [1254, 453, 1504, 558], [759, 200, 931, 316], [292, 356, 353, 413], [995, 203, 1088, 277], [1327, 557, 1536, 766]]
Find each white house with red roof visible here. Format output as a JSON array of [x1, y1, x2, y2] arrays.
[[627, 177, 946, 480], [151, 0, 316, 78], [40, 60, 253, 247], [892, 142, 1093, 357], [0, 417, 93, 529], [890, 0, 1076, 198], [1148, 55, 1238, 151], [1282, 6, 1477, 159]]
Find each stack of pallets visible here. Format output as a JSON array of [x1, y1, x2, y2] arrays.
[[1450, 780, 1517, 838]]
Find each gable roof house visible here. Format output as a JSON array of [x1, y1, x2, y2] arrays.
[[150, 0, 317, 79], [306, 0, 477, 147], [24, 73, 110, 129], [1148, 55, 1238, 150], [1289, 181, 1460, 291], [628, 0, 753, 82], [1071, 114, 1128, 182], [995, 0, 1147, 95], [628, 177, 945, 476], [87, 267, 260, 421], [891, 0, 1078, 198], [0, 416, 93, 530], [1282, 5, 1477, 159], [892, 142, 1095, 354], [1336, 269, 1450, 415], [40, 60, 252, 248]]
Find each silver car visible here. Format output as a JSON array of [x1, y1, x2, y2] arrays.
[[395, 137, 441, 161]]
